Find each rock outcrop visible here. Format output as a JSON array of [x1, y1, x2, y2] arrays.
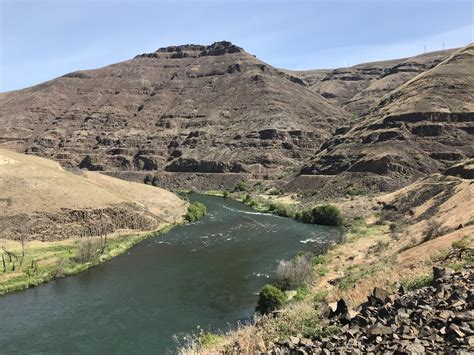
[[287, 48, 456, 115], [300, 44, 474, 191], [270, 265, 474, 354], [0, 41, 349, 178]]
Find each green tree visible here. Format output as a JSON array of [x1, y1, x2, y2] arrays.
[[233, 181, 249, 192]]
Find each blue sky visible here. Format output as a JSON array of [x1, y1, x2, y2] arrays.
[[1, 0, 472, 92]]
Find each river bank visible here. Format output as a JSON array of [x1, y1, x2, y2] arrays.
[[0, 195, 339, 354], [179, 177, 473, 353], [0, 223, 177, 296]]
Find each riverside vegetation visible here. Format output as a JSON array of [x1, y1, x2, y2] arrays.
[[0, 225, 181, 295], [177, 177, 473, 353], [0, 202, 209, 295], [0, 191, 209, 296]]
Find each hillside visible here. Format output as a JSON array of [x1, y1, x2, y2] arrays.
[[0, 41, 349, 178], [0, 149, 187, 240], [286, 48, 456, 115], [299, 44, 474, 193], [0, 42, 472, 194]]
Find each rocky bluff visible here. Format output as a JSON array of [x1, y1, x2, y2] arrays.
[[0, 41, 348, 178]]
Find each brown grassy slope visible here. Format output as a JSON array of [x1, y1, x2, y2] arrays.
[[0, 149, 186, 240], [300, 44, 474, 192], [321, 173, 473, 305], [0, 41, 349, 177]]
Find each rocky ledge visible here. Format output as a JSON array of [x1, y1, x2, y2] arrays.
[[271, 263, 474, 354], [135, 41, 243, 59]]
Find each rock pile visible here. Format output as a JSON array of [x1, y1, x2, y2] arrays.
[[272, 266, 473, 354]]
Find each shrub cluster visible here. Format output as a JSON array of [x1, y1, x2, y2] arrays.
[[296, 204, 343, 226], [256, 284, 287, 315], [74, 238, 101, 263], [233, 181, 249, 192], [275, 254, 314, 290], [185, 202, 207, 222]]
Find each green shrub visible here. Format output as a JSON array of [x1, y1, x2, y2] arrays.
[[256, 284, 287, 314], [185, 202, 207, 222], [233, 181, 249, 192], [301, 209, 313, 224], [312, 204, 343, 226], [389, 222, 397, 232], [275, 205, 293, 218], [311, 255, 326, 265], [346, 186, 364, 196], [244, 194, 252, 204], [315, 266, 328, 277], [268, 203, 278, 212], [223, 190, 229, 198], [451, 235, 472, 249]]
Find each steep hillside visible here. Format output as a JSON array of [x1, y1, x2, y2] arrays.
[[0, 41, 349, 177], [287, 48, 456, 115], [0, 149, 186, 240], [300, 44, 474, 192]]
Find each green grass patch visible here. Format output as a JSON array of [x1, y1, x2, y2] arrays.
[[294, 285, 310, 301], [204, 190, 225, 197], [312, 290, 329, 303], [198, 331, 222, 349], [402, 274, 433, 291]]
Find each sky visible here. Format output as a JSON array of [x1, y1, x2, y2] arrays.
[[0, 0, 472, 92]]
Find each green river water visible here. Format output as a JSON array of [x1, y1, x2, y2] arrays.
[[0, 195, 342, 353]]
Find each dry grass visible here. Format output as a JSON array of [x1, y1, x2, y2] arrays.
[[0, 149, 186, 223]]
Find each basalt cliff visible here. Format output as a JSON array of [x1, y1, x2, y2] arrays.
[[0, 41, 472, 194]]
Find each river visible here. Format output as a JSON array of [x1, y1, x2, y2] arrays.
[[0, 195, 342, 353]]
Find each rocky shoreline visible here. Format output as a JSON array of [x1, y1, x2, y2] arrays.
[[269, 264, 473, 354]]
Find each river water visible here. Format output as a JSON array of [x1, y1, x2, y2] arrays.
[[0, 195, 341, 353]]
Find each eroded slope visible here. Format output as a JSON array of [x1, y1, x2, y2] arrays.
[[300, 44, 474, 191], [0, 149, 186, 240], [0, 41, 349, 177]]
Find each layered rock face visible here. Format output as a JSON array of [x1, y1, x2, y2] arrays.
[[0, 41, 472, 192], [300, 44, 474, 189], [0, 41, 349, 177], [288, 48, 456, 115]]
